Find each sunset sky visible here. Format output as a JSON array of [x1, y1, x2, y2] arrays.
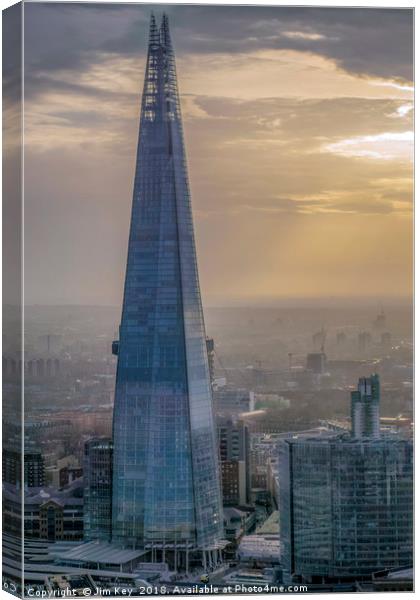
[[21, 3, 413, 306]]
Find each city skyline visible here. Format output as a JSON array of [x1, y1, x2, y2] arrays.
[[15, 3, 413, 306], [2, 3, 413, 594]]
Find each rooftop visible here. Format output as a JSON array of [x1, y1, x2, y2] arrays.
[[224, 507, 249, 521], [255, 511, 279, 536], [53, 541, 147, 566], [3, 479, 84, 506], [284, 432, 412, 445]]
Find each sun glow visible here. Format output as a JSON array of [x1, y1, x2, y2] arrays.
[[323, 131, 413, 160]]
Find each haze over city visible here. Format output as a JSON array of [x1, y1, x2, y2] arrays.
[[2, 4, 414, 594], [17, 3, 413, 306]]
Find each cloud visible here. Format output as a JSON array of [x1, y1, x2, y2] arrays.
[[394, 103, 414, 118], [23, 3, 413, 98], [322, 131, 414, 161], [19, 4, 413, 304], [224, 188, 408, 217], [282, 31, 328, 41]]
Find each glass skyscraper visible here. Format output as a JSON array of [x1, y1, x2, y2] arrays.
[[279, 436, 413, 583], [351, 374, 380, 439], [111, 14, 224, 567], [84, 438, 113, 542]]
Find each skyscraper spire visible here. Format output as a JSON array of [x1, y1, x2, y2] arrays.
[[160, 13, 171, 49], [148, 12, 159, 48], [111, 15, 224, 569]]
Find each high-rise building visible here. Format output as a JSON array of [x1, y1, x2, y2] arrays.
[[351, 374, 380, 439], [111, 14, 224, 569], [373, 308, 386, 331], [279, 374, 413, 584], [381, 331, 392, 347], [217, 417, 250, 506], [3, 448, 45, 488], [24, 451, 46, 488], [84, 438, 113, 542], [358, 331, 372, 351], [312, 327, 326, 350], [306, 352, 327, 374]]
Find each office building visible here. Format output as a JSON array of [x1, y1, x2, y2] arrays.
[[3, 448, 45, 488], [306, 352, 327, 374], [4, 480, 84, 542], [218, 417, 250, 506], [111, 15, 224, 569], [84, 438, 113, 542], [351, 374, 380, 439], [213, 387, 254, 416], [279, 375, 413, 583]]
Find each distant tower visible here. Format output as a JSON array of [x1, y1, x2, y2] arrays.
[[336, 331, 346, 345], [351, 374, 380, 439], [373, 306, 386, 331], [306, 352, 326, 374], [381, 332, 392, 347], [111, 14, 224, 567], [358, 330, 371, 352], [312, 327, 326, 351]]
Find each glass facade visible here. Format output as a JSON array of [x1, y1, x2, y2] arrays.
[[279, 436, 413, 581], [84, 438, 113, 542], [111, 15, 223, 551], [351, 374, 380, 439]]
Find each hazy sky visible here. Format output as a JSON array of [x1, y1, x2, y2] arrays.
[[21, 3, 413, 306]]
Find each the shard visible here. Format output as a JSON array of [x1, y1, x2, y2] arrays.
[[111, 14, 224, 570]]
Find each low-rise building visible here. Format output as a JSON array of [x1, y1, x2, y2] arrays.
[[214, 387, 254, 416], [3, 479, 84, 542]]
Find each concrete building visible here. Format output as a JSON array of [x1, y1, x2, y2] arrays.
[[218, 417, 250, 506]]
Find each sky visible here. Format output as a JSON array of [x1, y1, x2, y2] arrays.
[[16, 2, 413, 307]]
